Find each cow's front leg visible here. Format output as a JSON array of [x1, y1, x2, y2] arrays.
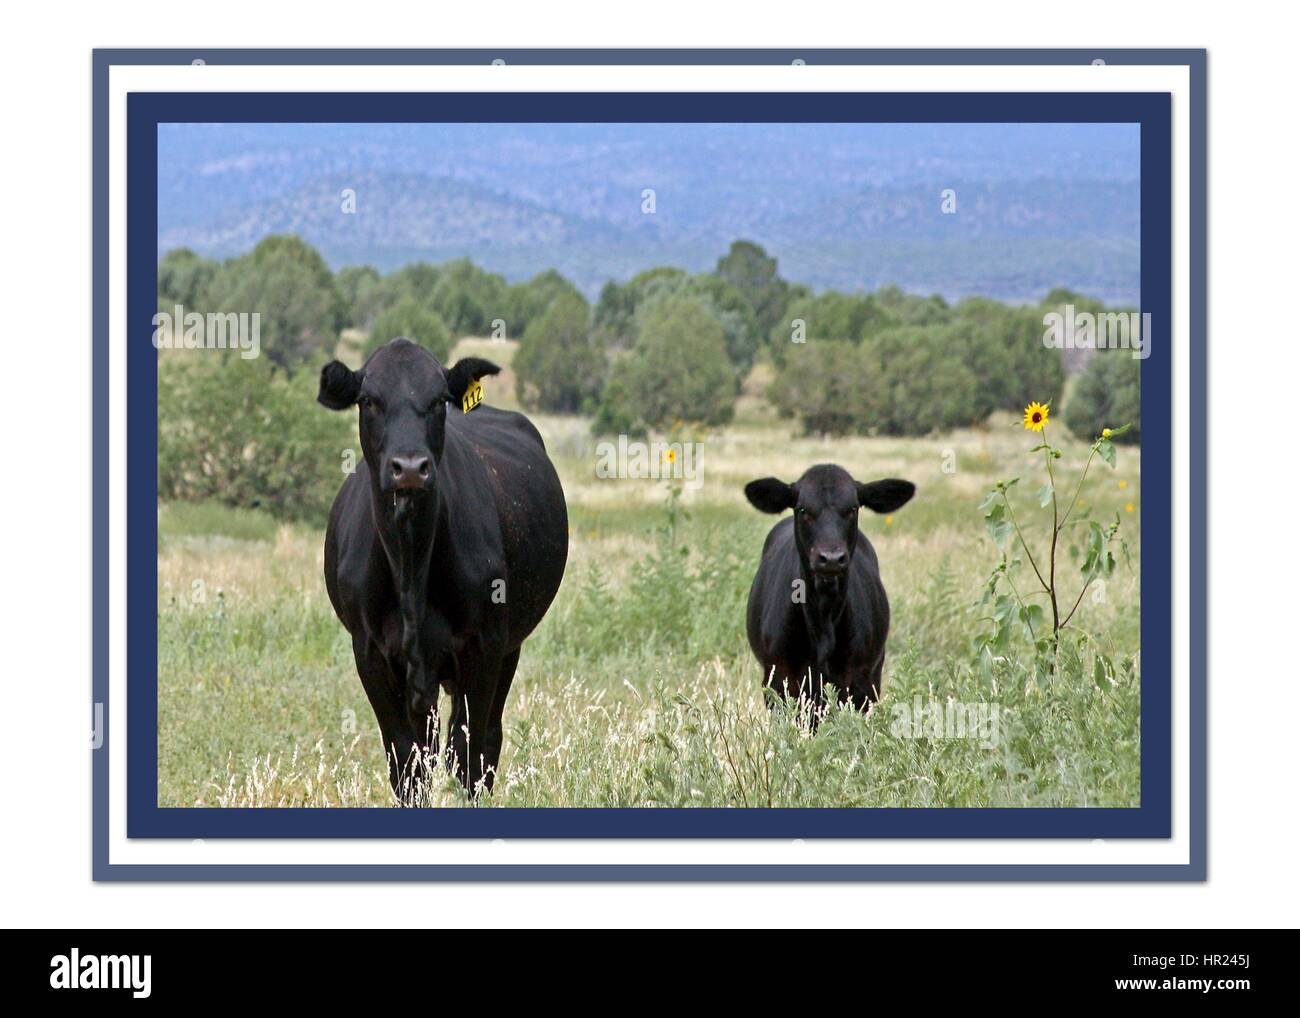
[[444, 643, 503, 794], [846, 657, 885, 712]]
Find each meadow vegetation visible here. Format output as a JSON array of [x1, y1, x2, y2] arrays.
[[157, 339, 1141, 808]]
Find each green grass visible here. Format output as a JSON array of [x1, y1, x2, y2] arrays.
[[158, 342, 1141, 808]]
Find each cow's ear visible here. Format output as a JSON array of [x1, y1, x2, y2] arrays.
[[318, 361, 363, 410], [858, 479, 915, 513], [745, 478, 796, 514], [444, 357, 501, 404]]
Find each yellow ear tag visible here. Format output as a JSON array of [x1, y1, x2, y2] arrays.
[[462, 378, 484, 414]]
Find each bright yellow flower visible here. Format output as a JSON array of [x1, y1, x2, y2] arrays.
[[1023, 401, 1050, 432], [1125, 502, 1135, 514], [1102, 427, 1113, 438]]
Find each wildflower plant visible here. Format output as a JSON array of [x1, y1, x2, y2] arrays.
[[977, 401, 1133, 678]]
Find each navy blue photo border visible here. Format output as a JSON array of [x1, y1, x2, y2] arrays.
[[94, 49, 1206, 881]]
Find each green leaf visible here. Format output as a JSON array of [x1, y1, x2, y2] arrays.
[[1018, 603, 1045, 637], [1036, 482, 1054, 508], [984, 504, 1013, 548], [1097, 439, 1117, 468]]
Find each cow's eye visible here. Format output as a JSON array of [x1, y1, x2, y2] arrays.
[[841, 507, 855, 518]]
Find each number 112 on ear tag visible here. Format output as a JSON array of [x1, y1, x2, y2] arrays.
[[462, 378, 484, 413]]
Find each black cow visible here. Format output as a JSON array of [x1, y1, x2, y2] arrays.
[[743, 465, 915, 713], [318, 338, 568, 796]]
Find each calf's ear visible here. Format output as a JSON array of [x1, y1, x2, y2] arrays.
[[745, 478, 796, 514], [318, 361, 363, 410], [445, 357, 501, 404], [858, 479, 916, 513]]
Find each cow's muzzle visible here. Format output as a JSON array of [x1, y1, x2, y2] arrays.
[[388, 453, 432, 491]]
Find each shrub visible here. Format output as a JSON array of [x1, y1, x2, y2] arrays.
[[594, 296, 735, 431], [335, 265, 383, 331], [514, 291, 606, 413], [157, 353, 355, 524], [429, 258, 509, 337], [768, 340, 868, 436], [158, 248, 218, 309], [768, 291, 892, 366], [197, 240, 341, 369], [595, 268, 761, 373], [861, 325, 983, 435], [1065, 351, 1141, 443], [955, 298, 1065, 418], [505, 270, 586, 340], [772, 325, 982, 437], [365, 296, 451, 360]]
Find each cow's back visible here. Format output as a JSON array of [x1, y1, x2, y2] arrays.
[[443, 404, 568, 645]]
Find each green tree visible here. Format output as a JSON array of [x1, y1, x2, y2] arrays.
[[249, 234, 345, 331], [505, 270, 586, 340], [714, 240, 791, 335], [768, 290, 893, 366], [773, 324, 983, 437], [1065, 351, 1141, 444], [874, 285, 952, 327], [430, 258, 509, 337], [365, 296, 451, 360], [198, 245, 341, 369], [158, 248, 218, 310], [955, 298, 1065, 417], [514, 291, 605, 413], [769, 340, 869, 436], [860, 325, 983, 435], [595, 296, 735, 431], [335, 265, 383, 331]]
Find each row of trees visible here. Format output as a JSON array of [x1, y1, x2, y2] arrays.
[[158, 235, 588, 369], [158, 235, 1138, 450]]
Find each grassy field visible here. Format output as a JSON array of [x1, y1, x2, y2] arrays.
[[157, 338, 1141, 808]]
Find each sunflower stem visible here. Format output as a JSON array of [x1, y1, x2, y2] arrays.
[[1043, 424, 1061, 672]]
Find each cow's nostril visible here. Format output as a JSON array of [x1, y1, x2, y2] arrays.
[[417, 459, 430, 478]]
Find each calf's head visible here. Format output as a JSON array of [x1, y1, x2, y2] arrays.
[[318, 338, 499, 502], [745, 465, 914, 584]]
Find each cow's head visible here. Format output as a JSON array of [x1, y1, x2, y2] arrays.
[[318, 338, 500, 502], [745, 465, 914, 587]]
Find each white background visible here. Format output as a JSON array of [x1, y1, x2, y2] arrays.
[[109, 61, 1191, 871], [0, 1, 1294, 928]]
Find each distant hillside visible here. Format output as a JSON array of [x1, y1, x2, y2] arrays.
[[158, 122, 1142, 305]]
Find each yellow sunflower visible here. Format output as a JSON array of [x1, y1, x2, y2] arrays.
[[1022, 401, 1050, 432]]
